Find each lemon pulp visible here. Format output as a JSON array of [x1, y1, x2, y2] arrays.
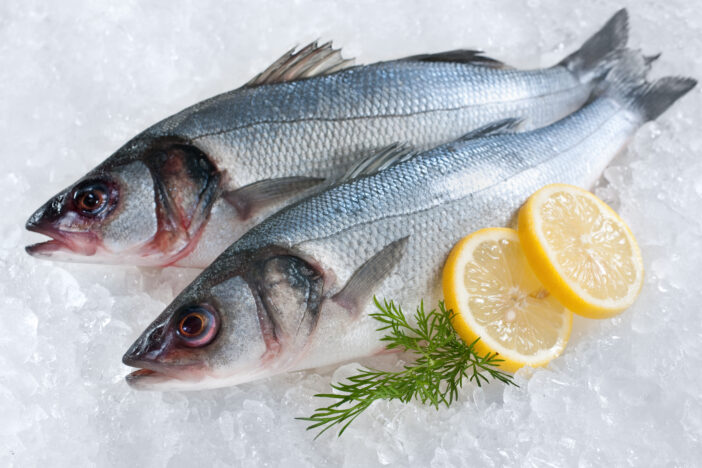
[[518, 184, 644, 318], [443, 228, 572, 372]]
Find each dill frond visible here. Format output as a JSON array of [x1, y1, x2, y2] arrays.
[[298, 298, 517, 438]]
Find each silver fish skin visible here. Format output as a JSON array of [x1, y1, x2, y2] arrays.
[[122, 52, 696, 390], [26, 10, 629, 268]]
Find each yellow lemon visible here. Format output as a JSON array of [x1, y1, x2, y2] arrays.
[[518, 184, 644, 319], [443, 228, 572, 372]]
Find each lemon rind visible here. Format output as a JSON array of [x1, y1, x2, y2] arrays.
[[442, 228, 573, 373], [518, 184, 644, 319]]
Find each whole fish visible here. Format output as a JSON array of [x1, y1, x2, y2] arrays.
[[122, 51, 694, 390], [26, 10, 629, 267]]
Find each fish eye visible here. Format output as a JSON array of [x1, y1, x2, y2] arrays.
[[176, 305, 219, 347], [73, 181, 110, 216]]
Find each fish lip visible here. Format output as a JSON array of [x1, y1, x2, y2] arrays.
[[25, 239, 67, 256], [125, 368, 172, 389], [25, 219, 98, 257], [124, 367, 191, 391], [122, 344, 205, 387], [123, 358, 205, 390], [126, 368, 158, 381]]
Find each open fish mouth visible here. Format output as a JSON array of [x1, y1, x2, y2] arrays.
[[124, 365, 274, 391], [24, 211, 99, 258], [125, 368, 176, 389], [123, 347, 272, 391], [25, 238, 70, 256], [125, 367, 213, 391], [123, 364, 224, 391], [122, 348, 208, 390], [24, 228, 99, 258], [123, 357, 189, 390]]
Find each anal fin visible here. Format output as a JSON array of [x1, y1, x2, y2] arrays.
[[223, 176, 324, 219], [333, 237, 409, 313]]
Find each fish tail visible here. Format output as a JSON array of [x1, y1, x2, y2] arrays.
[[601, 49, 697, 121], [559, 9, 629, 83], [626, 76, 697, 122]]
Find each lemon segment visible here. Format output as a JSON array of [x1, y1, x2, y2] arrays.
[[443, 228, 572, 373], [518, 184, 644, 319]]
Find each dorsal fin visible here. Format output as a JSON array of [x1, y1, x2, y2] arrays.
[[402, 49, 508, 69], [247, 41, 355, 86], [340, 143, 418, 182], [457, 117, 524, 142]]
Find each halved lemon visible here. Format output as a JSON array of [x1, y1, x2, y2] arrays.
[[443, 228, 572, 372], [518, 184, 644, 319]]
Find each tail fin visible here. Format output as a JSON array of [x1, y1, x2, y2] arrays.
[[559, 9, 629, 82], [600, 49, 697, 121], [626, 77, 697, 121]]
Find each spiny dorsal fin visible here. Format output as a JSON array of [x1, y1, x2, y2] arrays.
[[333, 237, 409, 313], [340, 143, 418, 182], [403, 49, 508, 69], [247, 41, 355, 86], [457, 117, 524, 142]]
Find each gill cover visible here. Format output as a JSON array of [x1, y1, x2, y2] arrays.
[[141, 141, 221, 263]]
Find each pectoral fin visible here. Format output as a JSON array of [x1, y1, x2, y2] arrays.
[[223, 176, 324, 219], [333, 236, 409, 313]]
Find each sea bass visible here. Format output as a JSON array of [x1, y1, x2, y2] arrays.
[[26, 11, 630, 268], [121, 51, 695, 390]]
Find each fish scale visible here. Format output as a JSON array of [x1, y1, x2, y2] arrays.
[[188, 63, 591, 186], [123, 17, 695, 391], [122, 66, 694, 391], [275, 93, 675, 373], [26, 11, 630, 268]]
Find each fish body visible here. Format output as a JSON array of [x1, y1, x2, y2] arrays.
[[122, 50, 696, 390], [26, 11, 629, 267]]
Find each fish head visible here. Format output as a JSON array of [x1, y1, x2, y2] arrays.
[[25, 137, 221, 266], [123, 248, 325, 390]]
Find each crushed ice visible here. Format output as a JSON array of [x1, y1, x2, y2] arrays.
[[2, 1, 700, 465]]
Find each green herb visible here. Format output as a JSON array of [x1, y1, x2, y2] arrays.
[[298, 298, 517, 438]]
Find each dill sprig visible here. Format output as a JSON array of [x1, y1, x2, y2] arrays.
[[298, 298, 517, 438]]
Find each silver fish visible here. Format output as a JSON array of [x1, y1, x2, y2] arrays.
[[26, 10, 629, 267], [122, 50, 695, 390]]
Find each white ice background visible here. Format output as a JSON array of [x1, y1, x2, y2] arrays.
[[2, 1, 701, 466]]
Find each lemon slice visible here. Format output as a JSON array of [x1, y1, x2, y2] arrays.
[[518, 184, 644, 319], [443, 228, 572, 372]]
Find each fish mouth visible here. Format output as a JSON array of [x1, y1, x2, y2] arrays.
[[123, 363, 212, 391], [123, 345, 271, 391], [124, 364, 272, 391], [25, 239, 69, 255], [122, 347, 208, 391], [125, 368, 177, 389], [25, 220, 98, 258]]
